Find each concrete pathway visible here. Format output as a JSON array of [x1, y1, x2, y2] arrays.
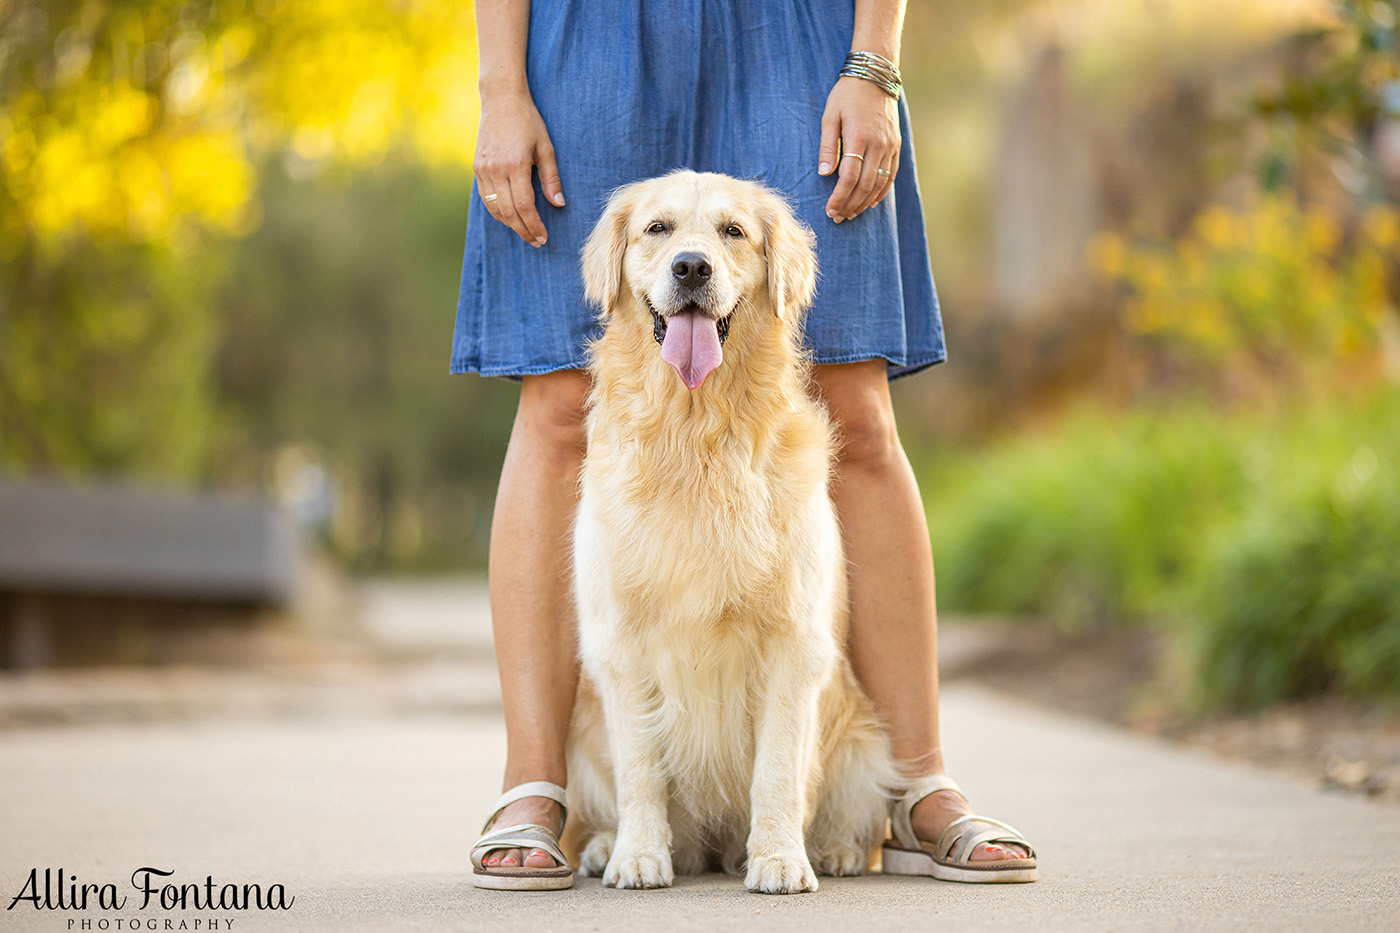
[[3, 682, 1398, 932]]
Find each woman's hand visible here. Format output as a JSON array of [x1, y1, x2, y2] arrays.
[[474, 90, 565, 247], [817, 76, 901, 223]]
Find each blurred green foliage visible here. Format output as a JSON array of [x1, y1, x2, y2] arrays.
[[0, 0, 497, 568], [925, 389, 1400, 711], [924, 408, 1246, 630], [1255, 0, 1400, 195], [0, 0, 478, 486], [216, 160, 517, 570], [1185, 440, 1400, 711], [0, 226, 223, 476]]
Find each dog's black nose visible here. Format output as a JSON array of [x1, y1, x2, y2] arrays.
[[671, 252, 712, 290]]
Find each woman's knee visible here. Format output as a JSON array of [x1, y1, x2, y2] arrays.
[[812, 361, 902, 472], [517, 369, 590, 455]]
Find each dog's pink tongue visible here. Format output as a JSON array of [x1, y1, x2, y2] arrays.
[[660, 311, 723, 390]]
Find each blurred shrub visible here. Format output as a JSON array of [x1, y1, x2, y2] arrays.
[[1253, 0, 1400, 196], [1, 1, 477, 250], [1091, 195, 1400, 397], [217, 161, 518, 572], [923, 390, 1400, 708], [1183, 441, 1400, 711], [924, 408, 1248, 630], [0, 1, 477, 481]]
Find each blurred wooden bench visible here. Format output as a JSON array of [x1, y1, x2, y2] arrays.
[[0, 478, 300, 667]]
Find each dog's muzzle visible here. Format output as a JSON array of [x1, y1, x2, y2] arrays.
[[649, 302, 731, 347], [645, 297, 733, 390]]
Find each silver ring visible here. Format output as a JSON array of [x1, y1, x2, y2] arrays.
[[841, 152, 865, 162], [877, 168, 891, 177], [482, 192, 499, 203]]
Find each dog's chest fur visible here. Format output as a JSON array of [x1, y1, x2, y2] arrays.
[[579, 391, 831, 630]]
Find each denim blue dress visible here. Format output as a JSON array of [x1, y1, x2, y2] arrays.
[[451, 1, 946, 381]]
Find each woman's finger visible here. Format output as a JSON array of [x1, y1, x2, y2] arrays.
[[817, 106, 841, 177], [508, 165, 549, 246], [871, 155, 898, 208], [841, 149, 886, 219], [834, 135, 892, 219], [537, 138, 566, 208], [477, 175, 511, 229], [826, 149, 865, 222], [488, 170, 533, 244]]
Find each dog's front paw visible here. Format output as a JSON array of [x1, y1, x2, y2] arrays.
[[603, 842, 673, 890], [578, 832, 616, 877], [745, 849, 818, 894]]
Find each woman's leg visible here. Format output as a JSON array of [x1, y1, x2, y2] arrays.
[[809, 360, 1029, 861], [479, 369, 590, 870]]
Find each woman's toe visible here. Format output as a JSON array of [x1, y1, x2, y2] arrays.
[[969, 842, 1031, 861], [523, 848, 557, 868]]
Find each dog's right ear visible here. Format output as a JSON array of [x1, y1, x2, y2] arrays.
[[582, 184, 638, 315]]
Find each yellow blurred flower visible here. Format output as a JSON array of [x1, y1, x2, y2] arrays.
[[1087, 231, 1128, 278], [1362, 206, 1400, 250], [1, 0, 479, 249], [1195, 205, 1237, 248], [1099, 193, 1398, 389]]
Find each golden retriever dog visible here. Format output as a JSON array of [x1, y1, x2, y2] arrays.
[[563, 170, 898, 895]]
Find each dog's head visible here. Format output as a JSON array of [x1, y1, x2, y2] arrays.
[[582, 171, 817, 390]]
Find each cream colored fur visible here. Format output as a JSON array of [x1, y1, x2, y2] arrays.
[[565, 171, 898, 895]]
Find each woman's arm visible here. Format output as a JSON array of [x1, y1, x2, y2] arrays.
[[474, 0, 565, 247], [851, 0, 903, 62], [818, 0, 906, 223]]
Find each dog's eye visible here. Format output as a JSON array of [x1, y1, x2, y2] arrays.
[[723, 224, 745, 238], [646, 221, 669, 235]]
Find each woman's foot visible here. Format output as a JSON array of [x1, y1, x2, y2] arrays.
[[479, 794, 564, 869], [910, 788, 1032, 861], [479, 786, 1028, 868]]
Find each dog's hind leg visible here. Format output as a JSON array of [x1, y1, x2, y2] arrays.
[[564, 679, 619, 876], [578, 832, 615, 877], [806, 707, 899, 876]]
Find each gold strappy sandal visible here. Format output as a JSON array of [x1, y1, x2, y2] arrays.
[[471, 781, 573, 891], [882, 774, 1038, 883]]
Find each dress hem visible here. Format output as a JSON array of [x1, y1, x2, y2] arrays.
[[449, 350, 947, 383]]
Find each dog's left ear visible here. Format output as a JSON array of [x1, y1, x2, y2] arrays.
[[582, 183, 639, 316], [763, 194, 818, 322]]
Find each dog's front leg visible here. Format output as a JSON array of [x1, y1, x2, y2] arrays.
[[595, 670, 674, 890], [745, 641, 828, 895]]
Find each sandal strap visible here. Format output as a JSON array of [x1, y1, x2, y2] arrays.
[[480, 781, 569, 835], [936, 815, 1036, 865], [470, 823, 569, 871], [890, 773, 967, 850]]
